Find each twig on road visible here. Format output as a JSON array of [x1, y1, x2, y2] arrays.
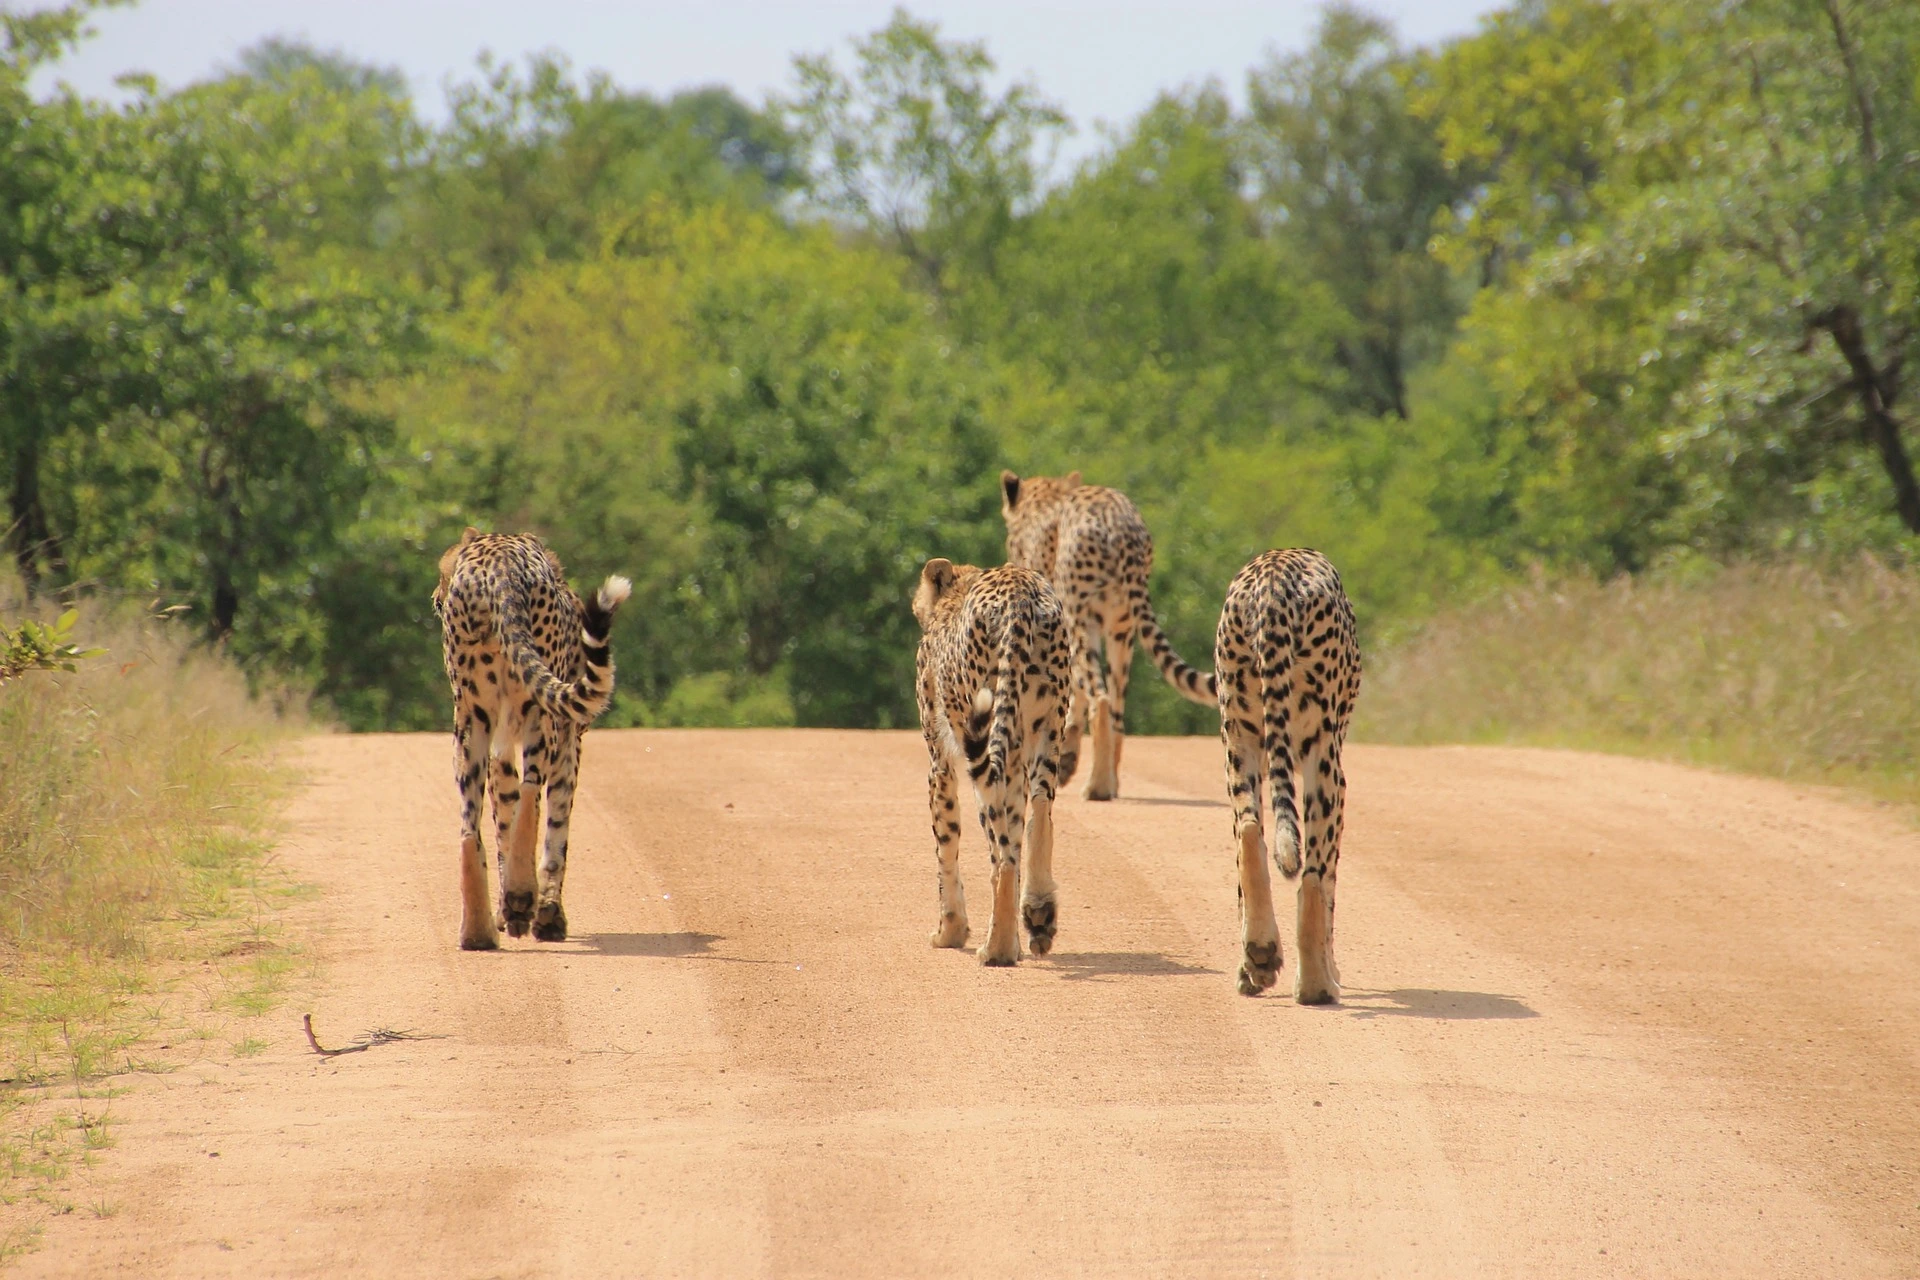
[[302, 1013, 444, 1058]]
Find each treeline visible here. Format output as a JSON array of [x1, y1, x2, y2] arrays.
[[4, 0, 1918, 733]]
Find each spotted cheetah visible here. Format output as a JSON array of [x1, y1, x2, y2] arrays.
[[433, 529, 630, 951], [913, 558, 1071, 965], [1214, 549, 1360, 1002], [1000, 470, 1216, 801]]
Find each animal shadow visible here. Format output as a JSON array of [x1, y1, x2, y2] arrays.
[[574, 931, 724, 959], [1043, 951, 1221, 983], [1117, 795, 1227, 810], [1340, 988, 1538, 1020]]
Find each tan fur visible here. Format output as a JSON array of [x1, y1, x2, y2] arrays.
[[1000, 471, 1215, 802], [433, 531, 629, 949], [913, 558, 1071, 965], [1213, 549, 1361, 1002]]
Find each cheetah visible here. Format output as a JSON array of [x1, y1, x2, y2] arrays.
[[913, 558, 1071, 965], [1213, 549, 1360, 1003], [433, 528, 630, 951], [1000, 470, 1216, 801]]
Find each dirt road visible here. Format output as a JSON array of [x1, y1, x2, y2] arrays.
[[21, 730, 1920, 1277]]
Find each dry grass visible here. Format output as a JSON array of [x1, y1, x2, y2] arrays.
[[1358, 557, 1920, 799], [0, 580, 304, 1255]]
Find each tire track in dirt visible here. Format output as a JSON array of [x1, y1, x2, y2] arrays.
[[18, 731, 1918, 1277]]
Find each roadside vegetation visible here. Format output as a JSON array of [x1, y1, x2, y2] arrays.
[[1360, 557, 1920, 801], [7, 0, 1916, 744], [0, 583, 301, 1257]]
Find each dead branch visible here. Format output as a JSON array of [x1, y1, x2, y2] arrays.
[[301, 1013, 443, 1057]]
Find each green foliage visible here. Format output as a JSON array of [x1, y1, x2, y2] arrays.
[[1420, 0, 1920, 568], [403, 53, 794, 290], [784, 8, 1068, 293], [0, 607, 100, 682], [1245, 3, 1466, 419], [40, 70, 432, 660], [373, 203, 999, 730], [230, 35, 409, 100], [980, 88, 1339, 451], [7, 2, 1920, 741]]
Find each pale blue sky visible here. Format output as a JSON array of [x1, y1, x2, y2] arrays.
[[32, 1, 1505, 158]]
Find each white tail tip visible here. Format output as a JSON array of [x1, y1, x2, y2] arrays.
[[972, 687, 993, 716], [598, 575, 633, 610]]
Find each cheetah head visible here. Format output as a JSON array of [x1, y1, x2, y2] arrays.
[[999, 469, 1079, 570], [913, 557, 980, 629], [432, 526, 484, 611]]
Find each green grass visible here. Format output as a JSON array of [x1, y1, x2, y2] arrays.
[[0, 580, 304, 1247], [1358, 556, 1920, 800]]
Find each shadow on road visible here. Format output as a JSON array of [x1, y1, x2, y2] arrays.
[[574, 931, 724, 958], [1043, 951, 1221, 982], [1115, 795, 1228, 809], [1339, 988, 1538, 1020]]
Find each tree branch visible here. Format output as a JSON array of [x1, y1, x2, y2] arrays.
[[1812, 304, 1920, 533], [1821, 0, 1880, 164]]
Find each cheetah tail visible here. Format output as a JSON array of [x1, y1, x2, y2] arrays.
[[568, 575, 631, 723], [962, 686, 994, 781], [1132, 591, 1218, 707], [503, 574, 631, 728], [966, 612, 1026, 789], [1258, 618, 1303, 880]]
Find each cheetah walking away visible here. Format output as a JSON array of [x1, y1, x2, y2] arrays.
[[1214, 549, 1360, 1002], [913, 558, 1071, 965], [1000, 470, 1216, 801], [434, 529, 630, 951]]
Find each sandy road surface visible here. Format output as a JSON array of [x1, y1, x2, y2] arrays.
[[19, 730, 1920, 1277]]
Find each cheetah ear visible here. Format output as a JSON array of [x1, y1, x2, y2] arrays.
[[460, 525, 481, 543], [920, 557, 955, 597], [1065, 470, 1082, 487], [1000, 470, 1021, 510]]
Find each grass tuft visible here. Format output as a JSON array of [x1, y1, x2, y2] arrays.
[[1358, 556, 1920, 800], [0, 577, 303, 1245]]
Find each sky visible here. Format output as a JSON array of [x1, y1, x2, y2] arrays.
[[30, 1, 1507, 159]]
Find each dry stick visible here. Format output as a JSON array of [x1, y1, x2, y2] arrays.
[[301, 1014, 366, 1057], [301, 1014, 441, 1058]]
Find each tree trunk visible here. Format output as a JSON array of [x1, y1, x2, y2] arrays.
[[1816, 305, 1920, 535], [211, 561, 239, 641], [6, 437, 68, 595]]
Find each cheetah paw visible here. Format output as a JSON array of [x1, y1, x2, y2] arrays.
[[1237, 940, 1281, 996], [532, 899, 567, 943], [1022, 897, 1057, 955]]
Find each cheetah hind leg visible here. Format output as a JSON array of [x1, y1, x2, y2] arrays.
[[1082, 695, 1118, 801], [975, 782, 1024, 967], [1055, 708, 1083, 786], [459, 836, 499, 951], [498, 808, 539, 936], [977, 851, 1022, 966], [494, 758, 540, 938], [1237, 824, 1282, 995], [1020, 793, 1058, 956], [1294, 872, 1339, 1005]]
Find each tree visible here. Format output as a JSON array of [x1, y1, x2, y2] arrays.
[[977, 88, 1345, 478], [665, 206, 1001, 726], [783, 8, 1068, 296], [38, 68, 431, 656], [0, 1, 120, 590], [1244, 4, 1466, 419], [403, 53, 793, 291], [1425, 0, 1920, 564]]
